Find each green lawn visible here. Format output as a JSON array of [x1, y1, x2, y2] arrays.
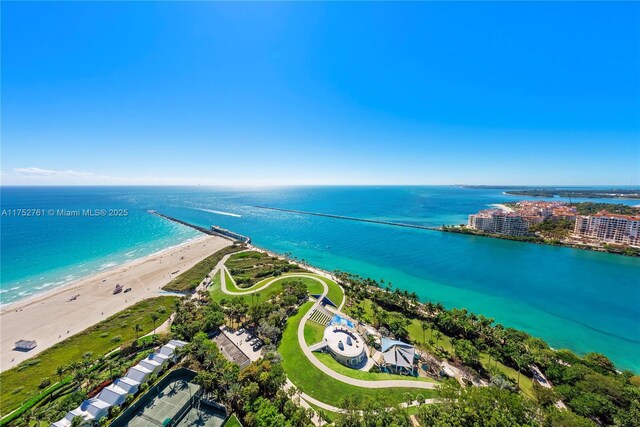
[[303, 319, 326, 345], [406, 313, 535, 398], [0, 296, 177, 416], [223, 414, 243, 427], [226, 251, 305, 286], [306, 402, 336, 423], [211, 274, 342, 308], [163, 244, 243, 291], [279, 302, 437, 408], [352, 299, 535, 399]]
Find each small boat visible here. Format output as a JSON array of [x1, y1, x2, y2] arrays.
[[124, 288, 132, 293], [113, 284, 123, 294]]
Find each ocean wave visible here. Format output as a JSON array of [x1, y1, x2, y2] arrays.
[[193, 208, 242, 218], [99, 262, 118, 271], [0, 286, 21, 294]]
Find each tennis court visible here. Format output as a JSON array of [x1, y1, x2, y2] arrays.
[[124, 378, 200, 427], [174, 404, 227, 427]]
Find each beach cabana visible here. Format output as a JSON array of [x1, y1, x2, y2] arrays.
[[113, 376, 140, 394], [148, 351, 170, 366], [380, 338, 416, 375], [97, 384, 128, 407], [138, 356, 163, 374], [125, 364, 152, 383]]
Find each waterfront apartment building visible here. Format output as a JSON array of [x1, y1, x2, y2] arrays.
[[573, 211, 640, 247], [468, 210, 541, 236]]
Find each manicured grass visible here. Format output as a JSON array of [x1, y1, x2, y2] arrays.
[[279, 302, 436, 408], [303, 319, 326, 345], [306, 402, 336, 422], [479, 353, 536, 399], [162, 244, 242, 292], [223, 414, 243, 427], [226, 251, 305, 286], [211, 275, 334, 306], [314, 352, 435, 383], [406, 312, 535, 398], [0, 296, 177, 416], [224, 268, 244, 292], [352, 299, 535, 398]]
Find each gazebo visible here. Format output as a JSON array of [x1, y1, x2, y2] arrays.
[[380, 338, 416, 375]]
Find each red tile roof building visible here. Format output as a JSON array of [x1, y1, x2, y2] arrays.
[[573, 211, 640, 246]]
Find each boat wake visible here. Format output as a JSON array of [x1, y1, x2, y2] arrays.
[[193, 208, 242, 218]]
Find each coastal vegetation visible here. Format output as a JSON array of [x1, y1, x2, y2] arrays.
[[162, 243, 245, 292], [334, 271, 640, 426], [502, 189, 640, 199], [6, 244, 638, 427], [226, 251, 305, 287], [573, 202, 640, 216], [0, 296, 176, 423]]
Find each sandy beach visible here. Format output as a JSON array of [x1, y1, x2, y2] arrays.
[[0, 235, 230, 372], [490, 203, 515, 213]]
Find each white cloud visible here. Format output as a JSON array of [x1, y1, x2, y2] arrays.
[[13, 167, 94, 177]]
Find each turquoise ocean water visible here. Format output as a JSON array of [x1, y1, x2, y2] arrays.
[[1, 186, 639, 371]]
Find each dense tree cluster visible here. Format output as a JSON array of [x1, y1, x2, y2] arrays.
[[183, 334, 314, 427], [334, 271, 640, 426]]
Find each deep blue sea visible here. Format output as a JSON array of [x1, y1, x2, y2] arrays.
[[1, 186, 639, 371]]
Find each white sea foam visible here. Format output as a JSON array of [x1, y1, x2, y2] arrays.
[[98, 262, 118, 271]]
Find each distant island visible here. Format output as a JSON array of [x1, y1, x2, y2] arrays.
[[442, 201, 640, 257], [460, 186, 640, 200], [504, 189, 640, 199]]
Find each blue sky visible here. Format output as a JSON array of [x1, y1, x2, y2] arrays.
[[2, 1, 639, 186]]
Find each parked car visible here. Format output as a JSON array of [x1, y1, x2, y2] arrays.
[[252, 342, 263, 351], [245, 334, 254, 342], [236, 328, 245, 336]]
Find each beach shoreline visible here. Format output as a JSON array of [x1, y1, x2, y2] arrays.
[[489, 203, 515, 212], [0, 234, 231, 372], [1, 234, 208, 311]]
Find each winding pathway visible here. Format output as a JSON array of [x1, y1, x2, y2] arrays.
[[212, 253, 437, 422]]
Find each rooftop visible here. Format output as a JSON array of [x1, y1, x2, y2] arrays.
[[323, 325, 364, 358]]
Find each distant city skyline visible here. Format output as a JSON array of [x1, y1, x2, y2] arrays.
[[2, 2, 639, 186]]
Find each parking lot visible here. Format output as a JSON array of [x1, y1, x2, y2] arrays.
[[219, 326, 263, 362]]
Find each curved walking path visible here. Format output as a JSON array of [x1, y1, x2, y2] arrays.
[[215, 257, 435, 390], [295, 276, 437, 390]]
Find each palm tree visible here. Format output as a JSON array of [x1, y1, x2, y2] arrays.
[[70, 415, 84, 427], [434, 331, 443, 348], [150, 313, 160, 335], [133, 323, 142, 342], [420, 320, 429, 345], [56, 365, 66, 382], [365, 334, 377, 357]]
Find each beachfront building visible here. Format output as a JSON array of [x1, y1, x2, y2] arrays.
[[573, 211, 640, 246], [468, 210, 539, 236], [310, 315, 367, 367], [380, 338, 416, 375]]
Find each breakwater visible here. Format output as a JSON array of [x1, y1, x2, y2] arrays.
[[148, 210, 251, 243], [254, 206, 439, 231]]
